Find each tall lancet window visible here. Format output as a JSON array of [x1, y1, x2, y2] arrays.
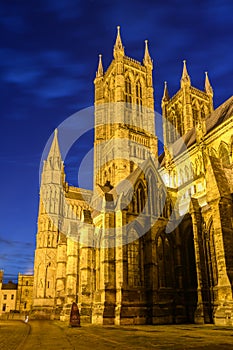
[[192, 102, 198, 126], [136, 182, 146, 214], [125, 77, 132, 105], [127, 228, 142, 287], [136, 81, 143, 112], [219, 143, 230, 166], [157, 235, 173, 288]]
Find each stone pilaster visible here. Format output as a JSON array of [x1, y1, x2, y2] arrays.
[[190, 199, 205, 324], [60, 237, 78, 321], [78, 215, 95, 323], [115, 209, 127, 325], [55, 233, 67, 316]]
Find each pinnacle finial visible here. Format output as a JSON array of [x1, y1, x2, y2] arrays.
[[205, 71, 213, 95], [143, 39, 153, 68], [114, 25, 124, 58], [47, 128, 62, 161], [182, 60, 188, 78], [181, 59, 191, 87], [162, 81, 170, 102], [96, 54, 103, 77]]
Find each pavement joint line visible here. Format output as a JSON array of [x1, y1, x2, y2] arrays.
[[16, 321, 31, 350], [1, 320, 233, 349], [66, 328, 134, 349]]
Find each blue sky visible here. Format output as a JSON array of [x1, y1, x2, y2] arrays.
[[0, 0, 232, 282]]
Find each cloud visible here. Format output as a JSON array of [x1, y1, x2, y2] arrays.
[[0, 47, 91, 108], [41, 0, 83, 20], [0, 236, 34, 282], [3, 69, 43, 85], [0, 48, 44, 89], [36, 77, 80, 99], [39, 50, 70, 67], [0, 235, 34, 248], [0, 14, 27, 34], [0, 154, 40, 168]]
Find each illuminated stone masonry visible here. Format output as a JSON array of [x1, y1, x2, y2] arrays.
[[32, 27, 233, 326]]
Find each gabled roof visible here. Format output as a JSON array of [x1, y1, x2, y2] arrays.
[[65, 186, 93, 202], [185, 95, 233, 148], [206, 156, 232, 199], [2, 281, 17, 290], [206, 95, 233, 133], [110, 156, 162, 201]]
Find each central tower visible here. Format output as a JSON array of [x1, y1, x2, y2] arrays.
[[94, 26, 158, 189]]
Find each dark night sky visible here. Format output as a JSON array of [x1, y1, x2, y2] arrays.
[[0, 0, 232, 282]]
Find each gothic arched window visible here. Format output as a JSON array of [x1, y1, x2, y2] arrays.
[[136, 81, 143, 112], [125, 76, 132, 105], [192, 103, 199, 126], [175, 105, 183, 136], [158, 187, 166, 217], [201, 105, 205, 119], [127, 228, 142, 287], [157, 236, 165, 287], [136, 182, 146, 214], [219, 143, 230, 166], [204, 221, 218, 289], [147, 171, 158, 216], [109, 78, 115, 102], [157, 235, 173, 288]]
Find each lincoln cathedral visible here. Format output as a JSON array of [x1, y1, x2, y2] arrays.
[[31, 28, 233, 326]]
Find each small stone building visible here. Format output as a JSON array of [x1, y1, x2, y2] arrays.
[[16, 274, 34, 313], [0, 271, 17, 315]]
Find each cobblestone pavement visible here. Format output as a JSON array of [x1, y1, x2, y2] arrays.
[[1, 320, 233, 349], [0, 320, 29, 350], [62, 323, 233, 350]]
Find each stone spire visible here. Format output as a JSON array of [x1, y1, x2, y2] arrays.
[[143, 40, 153, 68], [96, 54, 103, 78], [47, 129, 62, 161], [205, 71, 214, 112], [113, 26, 124, 58], [162, 81, 170, 102], [180, 60, 191, 87], [205, 71, 213, 96], [41, 129, 64, 185]]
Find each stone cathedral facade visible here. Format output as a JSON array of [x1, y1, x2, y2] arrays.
[[32, 28, 233, 326]]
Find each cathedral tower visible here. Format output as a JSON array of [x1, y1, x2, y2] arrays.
[[33, 130, 65, 316], [162, 61, 213, 147], [94, 26, 158, 189]]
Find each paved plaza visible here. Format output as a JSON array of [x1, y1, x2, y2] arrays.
[[1, 320, 233, 349]]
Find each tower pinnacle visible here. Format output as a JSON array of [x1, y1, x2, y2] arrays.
[[96, 54, 103, 78], [143, 40, 153, 68], [205, 71, 213, 96], [162, 81, 170, 102], [181, 60, 191, 87], [47, 129, 62, 161], [113, 25, 124, 58], [41, 129, 63, 184]]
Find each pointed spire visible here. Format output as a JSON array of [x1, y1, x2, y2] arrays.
[[162, 81, 170, 102], [181, 60, 191, 87], [143, 40, 153, 68], [96, 54, 103, 78], [41, 129, 63, 186], [205, 71, 213, 96], [47, 128, 62, 161], [113, 25, 124, 58]]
